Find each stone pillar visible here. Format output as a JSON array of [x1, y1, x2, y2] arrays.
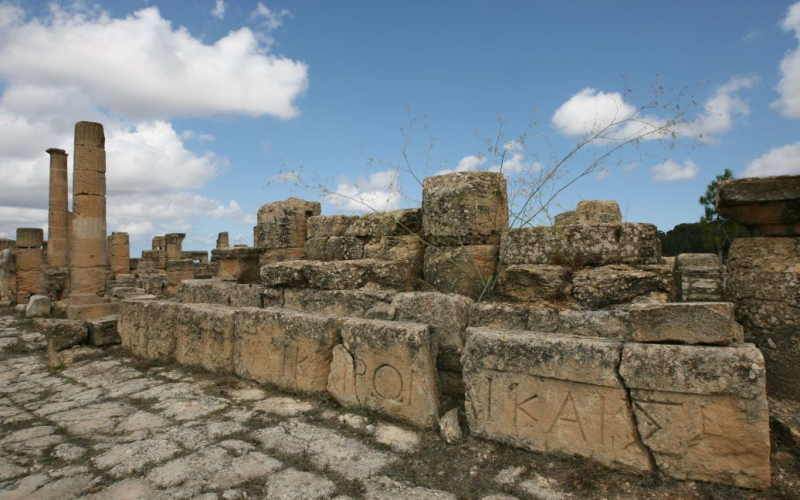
[[68, 122, 116, 320], [254, 198, 320, 265], [151, 236, 166, 270], [46, 148, 69, 269], [422, 171, 508, 299], [216, 232, 230, 249], [165, 233, 186, 262], [107, 232, 131, 278], [15, 228, 44, 304]]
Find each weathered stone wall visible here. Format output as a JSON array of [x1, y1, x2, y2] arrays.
[[15, 228, 44, 304], [107, 232, 130, 278], [718, 175, 800, 402]]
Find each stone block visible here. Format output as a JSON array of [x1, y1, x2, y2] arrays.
[[674, 253, 722, 302], [717, 175, 800, 236], [494, 264, 572, 302], [469, 301, 531, 330], [255, 198, 320, 248], [423, 245, 498, 300], [575, 200, 622, 224], [620, 343, 770, 489], [345, 209, 422, 238], [307, 215, 360, 238], [176, 279, 264, 308], [25, 294, 51, 317], [66, 301, 119, 321], [283, 289, 393, 317], [462, 328, 652, 473], [165, 259, 194, 295], [726, 237, 800, 401], [262, 259, 418, 291], [501, 223, 661, 267], [173, 304, 236, 372], [326, 236, 365, 260], [551, 309, 631, 340], [212, 247, 262, 284], [140, 274, 167, 296], [16, 228, 43, 248], [572, 265, 670, 309], [304, 237, 327, 260], [259, 247, 307, 266], [328, 318, 440, 428], [87, 315, 120, 346], [422, 171, 508, 245], [234, 308, 342, 393], [35, 318, 88, 351], [364, 235, 425, 262], [629, 302, 743, 345], [392, 292, 474, 371], [118, 300, 179, 361]]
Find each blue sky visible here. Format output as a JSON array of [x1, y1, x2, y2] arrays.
[[0, 1, 798, 254]]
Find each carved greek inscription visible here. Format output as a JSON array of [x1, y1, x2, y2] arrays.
[[547, 391, 587, 442]]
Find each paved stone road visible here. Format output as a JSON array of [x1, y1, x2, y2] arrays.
[[1, 310, 797, 500]]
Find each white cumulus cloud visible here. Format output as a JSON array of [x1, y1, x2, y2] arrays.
[[551, 77, 755, 143], [651, 159, 700, 182], [324, 169, 403, 212], [774, 2, 800, 118], [0, 4, 308, 120], [742, 142, 800, 177]]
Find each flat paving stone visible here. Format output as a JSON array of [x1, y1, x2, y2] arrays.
[[93, 438, 182, 478], [264, 468, 336, 500]]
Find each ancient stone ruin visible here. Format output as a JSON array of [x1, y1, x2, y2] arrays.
[[1, 121, 798, 494]]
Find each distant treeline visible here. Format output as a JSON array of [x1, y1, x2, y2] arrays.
[[658, 222, 749, 257]]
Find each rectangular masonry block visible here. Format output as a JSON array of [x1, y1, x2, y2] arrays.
[[255, 198, 320, 248], [307, 215, 360, 238], [175, 279, 264, 308], [234, 308, 343, 393], [118, 300, 179, 361], [501, 223, 660, 267], [328, 318, 440, 428], [283, 289, 393, 317], [620, 343, 770, 489], [629, 302, 743, 345], [391, 291, 473, 371], [261, 259, 418, 291], [463, 328, 653, 474], [172, 304, 236, 373]]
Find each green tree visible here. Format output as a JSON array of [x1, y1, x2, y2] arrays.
[[698, 168, 746, 260]]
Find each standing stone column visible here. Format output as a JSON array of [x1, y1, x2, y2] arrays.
[[107, 232, 130, 278], [15, 228, 44, 304], [165, 233, 186, 262], [69, 122, 108, 309], [46, 148, 69, 269], [216, 232, 230, 249]]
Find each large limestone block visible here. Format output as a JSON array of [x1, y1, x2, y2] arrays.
[[175, 279, 264, 308], [462, 328, 653, 473], [307, 215, 360, 238], [15, 249, 43, 297], [165, 259, 194, 295], [255, 198, 320, 248], [118, 300, 180, 361], [170, 303, 236, 372], [575, 200, 622, 224], [283, 289, 393, 317], [261, 259, 419, 291], [260, 247, 306, 266], [501, 224, 661, 267], [87, 315, 120, 346], [524, 308, 632, 339], [328, 318, 440, 428], [422, 172, 508, 245], [345, 209, 422, 238], [620, 343, 770, 489], [717, 175, 800, 236], [629, 302, 743, 345], [0, 249, 13, 301], [364, 235, 424, 263], [234, 308, 342, 392], [423, 245, 498, 300], [392, 292, 474, 371], [469, 301, 531, 330], [35, 318, 88, 351], [494, 264, 572, 302], [212, 247, 262, 284], [726, 237, 800, 401], [16, 228, 43, 249], [326, 236, 365, 260], [572, 265, 670, 309]]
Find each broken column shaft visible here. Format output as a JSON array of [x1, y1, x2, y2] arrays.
[[46, 148, 69, 269]]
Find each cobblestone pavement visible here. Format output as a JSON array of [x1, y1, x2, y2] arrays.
[[1, 310, 798, 500]]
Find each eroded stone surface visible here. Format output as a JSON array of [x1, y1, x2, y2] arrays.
[[628, 302, 743, 345], [462, 327, 652, 473], [328, 318, 440, 428]]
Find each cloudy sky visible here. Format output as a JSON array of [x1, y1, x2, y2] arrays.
[[0, 1, 799, 254]]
